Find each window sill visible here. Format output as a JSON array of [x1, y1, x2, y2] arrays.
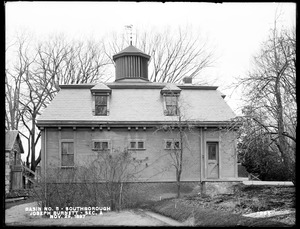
[[60, 166, 75, 169], [129, 148, 146, 151]]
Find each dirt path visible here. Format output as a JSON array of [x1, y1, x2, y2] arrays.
[[5, 202, 174, 226]]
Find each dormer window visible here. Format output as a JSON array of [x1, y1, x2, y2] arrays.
[[91, 83, 112, 116], [161, 84, 181, 116], [95, 95, 108, 116], [165, 95, 179, 116]]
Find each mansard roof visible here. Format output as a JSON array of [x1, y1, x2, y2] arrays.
[[37, 82, 236, 127]]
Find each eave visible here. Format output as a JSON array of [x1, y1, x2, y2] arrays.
[[59, 83, 218, 90], [36, 120, 241, 129]]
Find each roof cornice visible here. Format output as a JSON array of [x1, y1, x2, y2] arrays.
[[58, 83, 218, 90], [37, 120, 240, 128]]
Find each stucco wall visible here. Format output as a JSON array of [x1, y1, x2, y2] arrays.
[[42, 127, 238, 182]]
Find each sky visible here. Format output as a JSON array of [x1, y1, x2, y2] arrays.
[[5, 2, 296, 161]]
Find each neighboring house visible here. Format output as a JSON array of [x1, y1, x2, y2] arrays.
[[5, 130, 24, 193], [37, 45, 245, 193]]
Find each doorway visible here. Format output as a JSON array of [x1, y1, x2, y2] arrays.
[[206, 142, 219, 179]]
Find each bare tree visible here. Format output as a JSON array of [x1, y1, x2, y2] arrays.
[[6, 34, 110, 177], [155, 92, 195, 198], [5, 36, 33, 130], [237, 21, 296, 183], [104, 26, 214, 83]]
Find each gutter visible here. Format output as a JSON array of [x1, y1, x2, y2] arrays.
[[36, 120, 242, 128]]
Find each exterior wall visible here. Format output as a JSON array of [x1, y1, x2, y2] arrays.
[[43, 127, 201, 182], [42, 126, 239, 183]]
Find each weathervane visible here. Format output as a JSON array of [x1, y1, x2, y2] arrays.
[[125, 24, 133, 46]]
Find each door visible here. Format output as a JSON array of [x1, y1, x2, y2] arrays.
[[206, 142, 219, 179]]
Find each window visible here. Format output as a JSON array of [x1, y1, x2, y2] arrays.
[[92, 140, 110, 151], [14, 151, 17, 165], [165, 95, 178, 116], [165, 140, 173, 149], [207, 142, 218, 160], [174, 140, 181, 149], [137, 141, 144, 149], [95, 95, 108, 116], [164, 139, 181, 150], [129, 140, 145, 150], [61, 142, 74, 167]]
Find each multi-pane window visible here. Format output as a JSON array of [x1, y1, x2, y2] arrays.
[[129, 140, 145, 150], [93, 140, 110, 151], [95, 95, 108, 116], [61, 142, 74, 167], [164, 139, 181, 150], [165, 95, 178, 116]]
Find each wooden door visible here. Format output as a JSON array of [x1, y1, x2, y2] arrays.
[[206, 142, 219, 179], [11, 165, 23, 190]]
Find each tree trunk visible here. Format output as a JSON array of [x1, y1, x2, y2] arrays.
[[176, 173, 181, 198]]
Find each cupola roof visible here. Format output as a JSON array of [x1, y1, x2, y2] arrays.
[[113, 45, 150, 61]]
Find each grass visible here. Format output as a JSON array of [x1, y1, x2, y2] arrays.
[[146, 199, 291, 227], [141, 185, 295, 227]]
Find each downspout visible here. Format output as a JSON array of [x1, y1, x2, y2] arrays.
[[44, 128, 47, 206], [199, 127, 205, 194], [199, 127, 202, 183]]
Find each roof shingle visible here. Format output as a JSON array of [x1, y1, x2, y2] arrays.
[[37, 83, 236, 125]]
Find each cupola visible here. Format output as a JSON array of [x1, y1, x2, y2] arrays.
[[113, 45, 150, 82]]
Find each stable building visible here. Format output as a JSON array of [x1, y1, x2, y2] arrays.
[[37, 45, 244, 194]]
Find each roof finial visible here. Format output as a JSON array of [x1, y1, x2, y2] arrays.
[[125, 24, 133, 46]]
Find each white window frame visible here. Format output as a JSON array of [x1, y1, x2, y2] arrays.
[[128, 139, 146, 150], [60, 139, 75, 168], [164, 139, 181, 150], [92, 139, 111, 152]]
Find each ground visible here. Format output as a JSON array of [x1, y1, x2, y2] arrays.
[[145, 184, 295, 226], [4, 184, 295, 226]]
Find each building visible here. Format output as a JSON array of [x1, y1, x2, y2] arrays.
[[5, 130, 24, 193], [37, 45, 244, 195]]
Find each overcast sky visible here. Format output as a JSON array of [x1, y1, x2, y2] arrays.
[[5, 2, 296, 115]]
